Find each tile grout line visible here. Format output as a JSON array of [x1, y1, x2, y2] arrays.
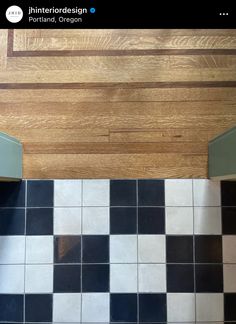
[[136, 179, 139, 324], [23, 180, 27, 324], [52, 180, 54, 323], [108, 179, 111, 323], [80, 180, 83, 324], [220, 182, 225, 322], [192, 179, 197, 324], [164, 179, 168, 323]]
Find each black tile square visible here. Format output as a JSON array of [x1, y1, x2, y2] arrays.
[[25, 294, 52, 322], [139, 293, 167, 323], [195, 264, 223, 292], [225, 293, 236, 321], [0, 294, 23, 322], [110, 180, 137, 206], [0, 181, 25, 207], [221, 181, 236, 206], [138, 180, 165, 206], [167, 264, 194, 292], [26, 208, 53, 235], [82, 235, 109, 263], [54, 236, 81, 263], [138, 207, 165, 234], [166, 236, 193, 263], [222, 207, 236, 234], [110, 207, 137, 234], [82, 264, 109, 292], [54, 265, 81, 292], [0, 209, 25, 235], [195, 235, 222, 263], [110, 293, 137, 322], [27, 180, 53, 207]]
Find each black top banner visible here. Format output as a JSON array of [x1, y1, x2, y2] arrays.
[[1, 1, 236, 28]]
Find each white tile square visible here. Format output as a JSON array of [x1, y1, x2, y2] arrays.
[[138, 235, 165, 263], [82, 293, 109, 322], [54, 208, 81, 235], [224, 264, 236, 292], [83, 180, 109, 207], [53, 293, 81, 322], [54, 180, 82, 207], [193, 179, 221, 206], [25, 264, 53, 293], [196, 293, 224, 322], [110, 264, 137, 293], [139, 264, 166, 292], [223, 236, 236, 263], [26, 236, 53, 264], [0, 236, 25, 264], [110, 235, 137, 263], [194, 207, 222, 234], [165, 207, 193, 234], [0, 265, 24, 293], [167, 293, 195, 322], [165, 179, 193, 206], [82, 207, 109, 234]]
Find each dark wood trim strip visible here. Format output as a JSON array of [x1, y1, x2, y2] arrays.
[[7, 29, 14, 57], [1, 81, 236, 89], [7, 30, 236, 57], [10, 49, 236, 57]]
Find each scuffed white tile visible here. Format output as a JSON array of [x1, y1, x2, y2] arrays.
[[83, 180, 109, 207], [110, 264, 137, 293], [139, 264, 166, 292], [0, 265, 24, 293], [223, 236, 236, 263], [138, 235, 165, 263], [25, 264, 53, 293], [82, 293, 109, 322], [110, 235, 137, 263], [54, 180, 82, 207], [82, 207, 109, 234], [193, 179, 221, 207], [167, 293, 195, 322], [165, 180, 193, 206], [224, 264, 236, 292], [54, 208, 81, 235], [166, 207, 193, 234], [26, 236, 53, 264], [53, 293, 81, 322], [194, 207, 221, 234], [0, 236, 25, 264], [196, 293, 223, 322]]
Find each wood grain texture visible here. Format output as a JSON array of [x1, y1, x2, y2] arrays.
[[13, 29, 236, 51], [0, 29, 236, 179], [0, 30, 8, 70], [23, 154, 208, 179], [0, 88, 236, 102]]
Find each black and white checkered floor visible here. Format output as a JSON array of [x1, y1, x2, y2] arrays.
[[0, 179, 235, 323]]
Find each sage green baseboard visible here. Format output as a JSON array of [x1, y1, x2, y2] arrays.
[[0, 132, 22, 181], [209, 126, 236, 180]]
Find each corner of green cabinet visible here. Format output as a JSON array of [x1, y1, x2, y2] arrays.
[[0, 131, 23, 181], [208, 126, 236, 180]]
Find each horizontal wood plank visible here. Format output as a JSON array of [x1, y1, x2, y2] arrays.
[[13, 29, 236, 51], [0, 88, 236, 102], [23, 142, 208, 154], [23, 153, 208, 178], [1, 68, 236, 83]]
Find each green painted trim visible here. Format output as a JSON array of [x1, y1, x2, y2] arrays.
[[0, 132, 22, 181], [209, 126, 236, 180]]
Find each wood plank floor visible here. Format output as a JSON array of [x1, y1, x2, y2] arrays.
[[1, 29, 236, 179]]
